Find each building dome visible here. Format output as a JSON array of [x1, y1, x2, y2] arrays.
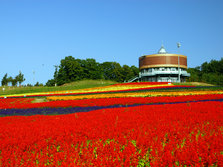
[[158, 45, 167, 54]]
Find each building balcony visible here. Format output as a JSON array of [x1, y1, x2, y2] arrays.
[[140, 70, 190, 77]]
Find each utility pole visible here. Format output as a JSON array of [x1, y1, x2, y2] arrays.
[[177, 42, 181, 82], [33, 70, 35, 86], [54, 65, 59, 87]]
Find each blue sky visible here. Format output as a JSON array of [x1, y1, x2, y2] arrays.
[[0, 0, 223, 85]]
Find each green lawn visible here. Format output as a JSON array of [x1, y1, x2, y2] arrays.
[[0, 80, 117, 96], [173, 82, 214, 86]]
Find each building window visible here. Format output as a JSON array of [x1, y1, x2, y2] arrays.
[[160, 68, 165, 71]]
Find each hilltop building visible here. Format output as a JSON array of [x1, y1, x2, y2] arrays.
[[129, 45, 190, 82]]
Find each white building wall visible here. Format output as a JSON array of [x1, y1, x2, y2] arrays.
[[139, 67, 189, 82]]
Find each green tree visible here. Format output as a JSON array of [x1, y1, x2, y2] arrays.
[[187, 67, 201, 82], [1, 73, 8, 86], [101, 62, 123, 82], [7, 76, 13, 86], [57, 56, 84, 85], [112, 62, 124, 82], [78, 58, 103, 80], [12, 79, 18, 86], [34, 82, 43, 86], [100, 62, 114, 80], [130, 65, 139, 77], [188, 58, 223, 85], [219, 58, 223, 74], [121, 65, 134, 82], [48, 56, 140, 85], [201, 62, 210, 73], [45, 79, 55, 87], [15, 71, 25, 86]]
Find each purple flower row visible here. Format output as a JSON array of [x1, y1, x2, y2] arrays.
[[0, 98, 223, 117]]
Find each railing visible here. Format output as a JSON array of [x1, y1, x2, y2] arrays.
[[140, 70, 190, 77], [126, 76, 139, 83]]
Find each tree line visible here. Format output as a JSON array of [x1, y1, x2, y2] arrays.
[[46, 56, 139, 86], [2, 56, 222, 87], [187, 58, 223, 85], [1, 71, 25, 86]]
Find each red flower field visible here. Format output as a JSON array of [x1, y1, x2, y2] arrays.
[[1, 94, 223, 109], [0, 83, 223, 166]]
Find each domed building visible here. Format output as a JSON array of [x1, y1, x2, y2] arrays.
[[138, 45, 190, 82]]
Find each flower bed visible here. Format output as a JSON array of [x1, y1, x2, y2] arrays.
[[46, 90, 223, 101], [0, 82, 223, 166], [0, 101, 223, 166], [1, 94, 223, 115], [0, 83, 195, 99]]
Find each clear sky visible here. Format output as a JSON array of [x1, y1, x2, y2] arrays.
[[0, 0, 223, 85]]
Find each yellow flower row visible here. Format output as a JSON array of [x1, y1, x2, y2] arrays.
[[46, 91, 223, 101], [51, 83, 173, 94], [1, 83, 173, 98]]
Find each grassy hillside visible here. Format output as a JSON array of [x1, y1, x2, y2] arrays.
[[173, 82, 214, 86], [1, 80, 222, 96], [0, 80, 117, 96]]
